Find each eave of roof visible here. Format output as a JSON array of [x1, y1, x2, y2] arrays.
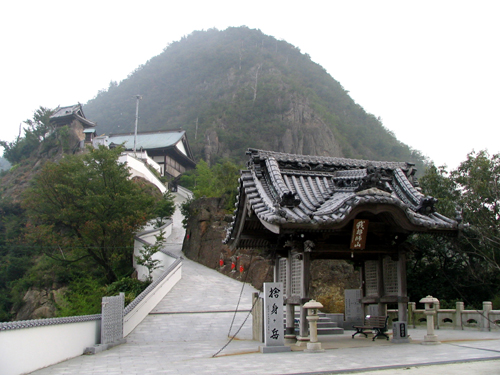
[[108, 131, 186, 151]]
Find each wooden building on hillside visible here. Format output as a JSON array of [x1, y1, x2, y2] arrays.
[[50, 104, 97, 147], [104, 130, 196, 178], [224, 149, 461, 343]]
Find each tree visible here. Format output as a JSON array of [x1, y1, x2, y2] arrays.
[[452, 150, 500, 273], [179, 158, 240, 210], [154, 191, 176, 227], [135, 230, 165, 282], [23, 145, 156, 283], [0, 107, 55, 164], [407, 151, 500, 306]]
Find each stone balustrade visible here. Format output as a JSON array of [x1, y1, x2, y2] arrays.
[[388, 301, 500, 331]]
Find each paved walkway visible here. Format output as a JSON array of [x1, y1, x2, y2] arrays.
[[30, 193, 500, 374]]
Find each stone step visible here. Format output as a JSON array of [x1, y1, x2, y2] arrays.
[[318, 326, 344, 335], [283, 318, 339, 327], [284, 311, 345, 335], [317, 322, 339, 328]]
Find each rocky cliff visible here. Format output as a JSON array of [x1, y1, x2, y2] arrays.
[[85, 27, 426, 169]]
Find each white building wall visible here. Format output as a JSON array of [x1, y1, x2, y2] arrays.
[[175, 141, 188, 156]]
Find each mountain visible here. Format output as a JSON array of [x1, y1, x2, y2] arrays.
[[84, 26, 426, 169]]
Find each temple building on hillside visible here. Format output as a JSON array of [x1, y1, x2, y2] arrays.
[[94, 130, 196, 178], [225, 149, 462, 344], [50, 104, 97, 147]]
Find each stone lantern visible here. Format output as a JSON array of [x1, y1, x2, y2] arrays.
[[419, 295, 440, 345], [303, 300, 325, 352]]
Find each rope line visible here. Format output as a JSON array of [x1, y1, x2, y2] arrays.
[[227, 253, 253, 336], [213, 291, 261, 358]]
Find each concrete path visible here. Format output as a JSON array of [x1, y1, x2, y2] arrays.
[[29, 192, 500, 374]]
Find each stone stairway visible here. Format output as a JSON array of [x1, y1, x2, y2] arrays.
[[317, 313, 344, 335], [285, 312, 344, 335]]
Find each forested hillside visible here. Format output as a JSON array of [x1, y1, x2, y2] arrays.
[[85, 27, 426, 169], [0, 110, 173, 321]]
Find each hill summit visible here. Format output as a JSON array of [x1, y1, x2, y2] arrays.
[[85, 26, 425, 168]]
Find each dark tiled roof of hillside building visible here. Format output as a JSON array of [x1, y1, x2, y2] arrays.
[[225, 149, 459, 249], [50, 104, 96, 128]]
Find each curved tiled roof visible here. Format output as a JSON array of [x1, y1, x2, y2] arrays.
[[50, 104, 96, 128], [225, 149, 458, 248]]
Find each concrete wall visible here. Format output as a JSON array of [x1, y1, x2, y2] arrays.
[[177, 185, 194, 200], [118, 153, 166, 194], [123, 151, 162, 174], [0, 318, 100, 375], [133, 222, 174, 281], [124, 260, 182, 336]]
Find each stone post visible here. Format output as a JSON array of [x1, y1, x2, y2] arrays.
[[419, 295, 440, 345], [434, 299, 440, 329], [252, 292, 264, 342], [408, 302, 416, 328], [455, 301, 464, 330], [303, 300, 324, 352], [482, 301, 492, 332]]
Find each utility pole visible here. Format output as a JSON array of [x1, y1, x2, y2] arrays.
[[133, 94, 142, 155]]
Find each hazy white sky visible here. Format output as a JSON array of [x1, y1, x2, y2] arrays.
[[1, 0, 498, 169]]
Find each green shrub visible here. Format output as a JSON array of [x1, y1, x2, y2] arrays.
[[105, 277, 150, 306]]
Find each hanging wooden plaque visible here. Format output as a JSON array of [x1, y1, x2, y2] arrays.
[[350, 219, 369, 250]]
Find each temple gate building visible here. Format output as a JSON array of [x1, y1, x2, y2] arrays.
[[224, 149, 461, 343]]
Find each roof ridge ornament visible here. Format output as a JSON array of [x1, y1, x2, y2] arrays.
[[279, 191, 301, 208], [355, 165, 393, 193], [356, 188, 392, 197], [416, 196, 438, 215]]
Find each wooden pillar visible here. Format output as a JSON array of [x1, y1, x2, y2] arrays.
[[377, 255, 386, 316], [297, 250, 311, 346], [361, 262, 367, 316], [284, 250, 296, 343], [273, 255, 279, 282], [397, 252, 408, 322]]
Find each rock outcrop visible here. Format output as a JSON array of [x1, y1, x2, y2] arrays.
[[182, 197, 361, 312], [182, 197, 273, 290], [14, 287, 67, 321]]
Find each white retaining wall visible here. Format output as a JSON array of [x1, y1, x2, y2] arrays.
[[118, 153, 166, 194], [124, 260, 182, 336], [133, 221, 174, 281], [0, 223, 183, 375], [0, 318, 100, 375], [176, 185, 194, 200]]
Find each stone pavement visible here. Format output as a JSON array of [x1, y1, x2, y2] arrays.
[[29, 193, 500, 374], [29, 251, 500, 375]]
